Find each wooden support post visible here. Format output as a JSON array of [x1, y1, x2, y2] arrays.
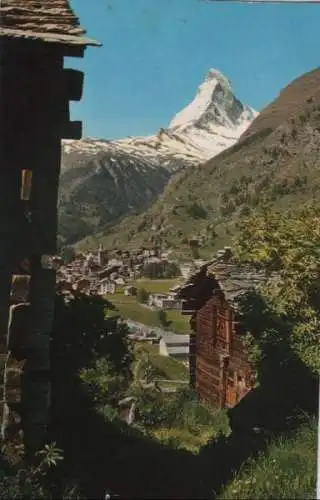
[[21, 261, 55, 455], [0, 31, 89, 456], [0, 270, 14, 443], [63, 69, 84, 102], [189, 315, 197, 391], [219, 355, 230, 409]]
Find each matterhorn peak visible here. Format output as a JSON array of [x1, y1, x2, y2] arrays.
[[204, 68, 232, 90], [63, 68, 257, 180], [169, 67, 256, 134]]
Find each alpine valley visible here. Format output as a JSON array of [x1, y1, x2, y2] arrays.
[[72, 67, 320, 259], [59, 69, 257, 247]]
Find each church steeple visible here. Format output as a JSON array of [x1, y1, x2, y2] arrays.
[[97, 243, 104, 266]]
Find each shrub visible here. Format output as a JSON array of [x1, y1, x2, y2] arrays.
[[142, 261, 180, 279], [220, 419, 317, 499], [186, 203, 208, 219], [134, 387, 230, 440], [156, 309, 170, 328], [80, 357, 129, 407], [136, 287, 149, 304], [0, 443, 65, 500]]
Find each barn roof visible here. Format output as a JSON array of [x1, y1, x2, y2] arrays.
[[0, 0, 100, 46], [173, 247, 272, 310], [162, 334, 190, 344]]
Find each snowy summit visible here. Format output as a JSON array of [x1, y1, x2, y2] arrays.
[[168, 68, 257, 157], [63, 68, 258, 169], [170, 69, 234, 129]]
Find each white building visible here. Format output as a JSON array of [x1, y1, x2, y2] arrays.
[[180, 263, 195, 279], [148, 293, 182, 310], [99, 278, 116, 295], [159, 334, 190, 362]]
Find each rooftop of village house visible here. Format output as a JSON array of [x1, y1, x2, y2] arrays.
[[0, 0, 100, 46], [172, 247, 272, 310]]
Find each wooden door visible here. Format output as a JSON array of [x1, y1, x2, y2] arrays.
[[235, 371, 249, 404], [225, 369, 237, 407]]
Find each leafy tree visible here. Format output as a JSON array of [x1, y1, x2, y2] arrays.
[[163, 262, 181, 278], [50, 293, 134, 444], [239, 205, 251, 217], [186, 203, 208, 219], [80, 358, 128, 408], [142, 262, 180, 279], [60, 245, 75, 264], [136, 287, 149, 304], [156, 309, 170, 328], [51, 293, 132, 376], [234, 205, 320, 374], [220, 201, 236, 217], [191, 246, 200, 259]]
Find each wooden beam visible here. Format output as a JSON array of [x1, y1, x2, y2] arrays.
[[61, 45, 85, 58], [0, 269, 14, 442], [61, 120, 82, 140], [63, 69, 84, 102], [21, 265, 55, 454]]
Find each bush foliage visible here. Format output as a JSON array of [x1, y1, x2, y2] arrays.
[[235, 205, 320, 374]]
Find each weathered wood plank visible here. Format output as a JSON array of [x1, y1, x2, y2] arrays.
[[63, 69, 84, 101], [61, 120, 82, 139], [21, 265, 55, 453], [193, 293, 254, 408]]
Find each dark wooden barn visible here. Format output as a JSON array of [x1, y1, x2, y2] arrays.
[[0, 0, 99, 453], [174, 248, 268, 409]]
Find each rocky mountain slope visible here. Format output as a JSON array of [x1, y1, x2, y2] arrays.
[[59, 69, 256, 246], [75, 68, 320, 258]]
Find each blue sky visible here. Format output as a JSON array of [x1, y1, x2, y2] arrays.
[[68, 0, 320, 140]]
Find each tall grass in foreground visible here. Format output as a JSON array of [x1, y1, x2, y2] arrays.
[[219, 418, 317, 499], [131, 386, 231, 453]]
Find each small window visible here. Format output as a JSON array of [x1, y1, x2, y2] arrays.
[[228, 377, 234, 387], [20, 169, 32, 201], [227, 369, 235, 386], [11, 274, 30, 303]]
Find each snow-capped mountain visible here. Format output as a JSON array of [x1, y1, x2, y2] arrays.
[[59, 69, 257, 246], [63, 68, 257, 169]]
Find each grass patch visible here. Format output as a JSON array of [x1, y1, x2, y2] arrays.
[[108, 294, 159, 325], [134, 343, 188, 381], [165, 310, 191, 333], [106, 284, 190, 334], [133, 387, 230, 454], [219, 418, 317, 499], [132, 279, 179, 294], [130, 344, 230, 454], [151, 427, 216, 453]]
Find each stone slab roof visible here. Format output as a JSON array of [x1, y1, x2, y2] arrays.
[[0, 0, 100, 46], [174, 247, 272, 310], [162, 334, 190, 344], [167, 346, 189, 356]]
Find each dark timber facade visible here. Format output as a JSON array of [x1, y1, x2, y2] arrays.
[[174, 248, 267, 409], [0, 0, 99, 454]]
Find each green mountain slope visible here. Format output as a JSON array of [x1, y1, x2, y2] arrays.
[[58, 146, 172, 246], [58, 68, 256, 248], [75, 68, 320, 258]]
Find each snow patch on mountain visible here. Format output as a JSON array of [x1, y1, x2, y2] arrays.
[[62, 68, 258, 170], [170, 69, 234, 129]]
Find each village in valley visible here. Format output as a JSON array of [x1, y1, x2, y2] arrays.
[[54, 244, 203, 365], [54, 240, 258, 410], [55, 244, 187, 299]]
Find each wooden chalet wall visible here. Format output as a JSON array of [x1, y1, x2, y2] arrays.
[[0, 23, 95, 453], [194, 295, 253, 408]]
